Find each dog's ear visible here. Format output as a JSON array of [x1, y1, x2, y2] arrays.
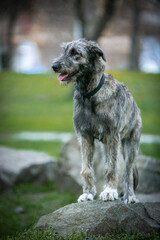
[[60, 42, 69, 50], [88, 41, 106, 62]]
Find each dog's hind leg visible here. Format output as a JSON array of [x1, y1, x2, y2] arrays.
[[99, 135, 119, 201], [122, 122, 141, 204], [78, 136, 96, 202]]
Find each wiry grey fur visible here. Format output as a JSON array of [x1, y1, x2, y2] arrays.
[[52, 39, 142, 204]]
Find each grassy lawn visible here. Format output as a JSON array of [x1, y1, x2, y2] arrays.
[[8, 229, 160, 240], [140, 143, 160, 160], [111, 70, 160, 135], [0, 182, 78, 239], [0, 140, 62, 158], [0, 70, 160, 158], [0, 70, 160, 134], [0, 71, 74, 132]]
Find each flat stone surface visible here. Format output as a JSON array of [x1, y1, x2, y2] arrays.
[[35, 200, 160, 236]]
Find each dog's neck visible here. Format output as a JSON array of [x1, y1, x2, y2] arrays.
[[87, 71, 104, 91], [74, 70, 104, 98]]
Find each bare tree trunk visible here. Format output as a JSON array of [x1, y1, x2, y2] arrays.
[[2, 13, 17, 69], [129, 0, 140, 70], [73, 0, 116, 41], [91, 0, 115, 41], [73, 0, 86, 39]]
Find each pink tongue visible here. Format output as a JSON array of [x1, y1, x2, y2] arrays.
[[57, 74, 69, 81]]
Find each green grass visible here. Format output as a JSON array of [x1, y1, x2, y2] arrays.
[[0, 71, 74, 132], [0, 70, 160, 134], [0, 182, 78, 239], [10, 229, 160, 240], [0, 70, 160, 158], [140, 143, 160, 159], [109, 70, 160, 134], [0, 140, 62, 158]]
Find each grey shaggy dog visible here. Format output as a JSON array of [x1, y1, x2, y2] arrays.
[[52, 39, 142, 204]]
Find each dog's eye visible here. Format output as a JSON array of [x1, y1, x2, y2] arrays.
[[70, 49, 79, 56]]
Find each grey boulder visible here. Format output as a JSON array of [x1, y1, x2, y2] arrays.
[[136, 154, 160, 193], [0, 146, 57, 189], [35, 200, 160, 235]]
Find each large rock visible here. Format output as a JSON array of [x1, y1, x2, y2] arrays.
[[0, 146, 57, 189], [136, 154, 160, 193], [59, 134, 160, 195], [137, 193, 160, 203], [35, 201, 160, 235], [0, 146, 81, 192]]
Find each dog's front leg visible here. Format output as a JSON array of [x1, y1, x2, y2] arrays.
[[99, 136, 119, 201], [78, 136, 96, 202]]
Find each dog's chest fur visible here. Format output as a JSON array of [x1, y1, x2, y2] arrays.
[[73, 75, 139, 142], [73, 94, 110, 141]]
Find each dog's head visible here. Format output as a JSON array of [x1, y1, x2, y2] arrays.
[[52, 39, 106, 84]]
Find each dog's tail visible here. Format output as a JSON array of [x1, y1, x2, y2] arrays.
[[133, 164, 138, 190]]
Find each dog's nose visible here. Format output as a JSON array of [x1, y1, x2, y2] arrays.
[[52, 63, 60, 72]]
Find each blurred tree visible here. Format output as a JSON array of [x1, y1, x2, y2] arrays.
[[73, 0, 116, 41], [129, 0, 140, 70], [73, 0, 86, 39], [129, 0, 160, 71], [0, 0, 36, 69], [91, 0, 116, 41]]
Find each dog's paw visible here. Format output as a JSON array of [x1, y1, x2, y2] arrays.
[[77, 193, 94, 202], [99, 187, 118, 201], [124, 195, 139, 204]]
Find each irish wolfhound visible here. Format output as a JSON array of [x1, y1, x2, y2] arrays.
[[52, 39, 142, 204]]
